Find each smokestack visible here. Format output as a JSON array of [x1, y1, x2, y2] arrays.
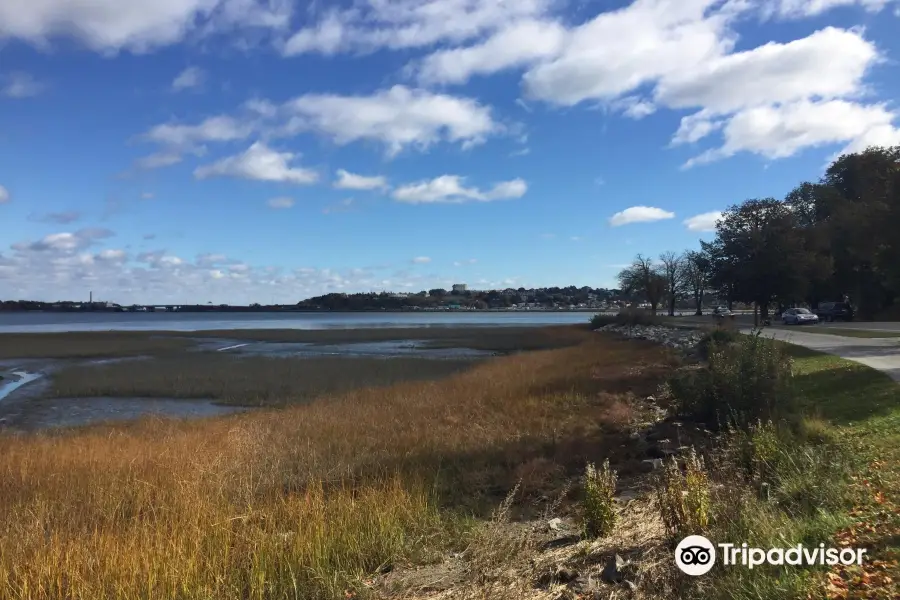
[[90, 291, 93, 304]]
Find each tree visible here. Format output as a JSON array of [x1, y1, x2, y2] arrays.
[[682, 250, 710, 315], [659, 251, 686, 316], [428, 288, 447, 297], [707, 198, 812, 321], [617, 254, 667, 315]]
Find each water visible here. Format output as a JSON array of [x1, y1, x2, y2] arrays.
[[0, 311, 599, 333], [0, 371, 43, 402]]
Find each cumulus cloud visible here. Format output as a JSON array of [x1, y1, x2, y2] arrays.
[[282, 0, 554, 56], [762, 0, 895, 19], [12, 228, 114, 252], [0, 185, 9, 204], [392, 175, 527, 204], [334, 169, 388, 190], [414, 19, 566, 85], [683, 211, 723, 232], [411, 256, 431, 264], [194, 142, 318, 184], [2, 72, 44, 98], [608, 206, 675, 227], [172, 66, 205, 91], [282, 85, 500, 156], [0, 0, 293, 53], [683, 100, 900, 167], [266, 196, 295, 209]]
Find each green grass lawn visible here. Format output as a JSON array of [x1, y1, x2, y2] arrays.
[[769, 326, 900, 339], [788, 346, 900, 598]]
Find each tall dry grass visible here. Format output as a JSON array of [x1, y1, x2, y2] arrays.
[[49, 356, 478, 406], [0, 334, 674, 600]]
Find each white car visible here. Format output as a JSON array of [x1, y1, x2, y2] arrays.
[[781, 308, 819, 325]]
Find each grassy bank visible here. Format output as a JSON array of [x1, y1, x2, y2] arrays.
[[48, 355, 479, 406], [0, 330, 677, 599]]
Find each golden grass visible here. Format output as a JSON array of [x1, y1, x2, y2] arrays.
[[0, 332, 675, 600], [49, 356, 479, 406]]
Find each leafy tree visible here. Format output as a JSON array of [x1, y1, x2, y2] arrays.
[[707, 198, 811, 321]]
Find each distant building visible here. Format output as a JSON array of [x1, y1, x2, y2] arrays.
[[452, 283, 467, 293]]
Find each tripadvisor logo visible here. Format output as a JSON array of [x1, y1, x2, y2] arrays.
[[675, 535, 867, 576]]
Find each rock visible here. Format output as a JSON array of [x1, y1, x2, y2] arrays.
[[547, 517, 564, 531], [640, 458, 663, 472], [614, 490, 639, 504], [540, 534, 582, 552], [645, 445, 666, 459], [600, 554, 627, 584]]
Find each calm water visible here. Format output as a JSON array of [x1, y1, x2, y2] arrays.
[[0, 311, 599, 333]]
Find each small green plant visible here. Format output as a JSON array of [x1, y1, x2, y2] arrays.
[[669, 330, 795, 428], [583, 460, 617, 538], [697, 328, 740, 359], [589, 313, 617, 329], [657, 448, 711, 537]]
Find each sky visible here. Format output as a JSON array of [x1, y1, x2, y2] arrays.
[[1, 0, 899, 304]]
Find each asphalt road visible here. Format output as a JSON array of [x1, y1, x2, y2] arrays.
[[745, 328, 900, 382], [682, 314, 900, 332]]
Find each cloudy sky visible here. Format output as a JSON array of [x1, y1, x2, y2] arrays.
[[1, 0, 899, 304]]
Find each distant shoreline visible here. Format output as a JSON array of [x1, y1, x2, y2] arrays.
[[0, 307, 614, 314]]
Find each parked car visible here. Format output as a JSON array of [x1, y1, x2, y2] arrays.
[[782, 307, 819, 325], [712, 306, 733, 317], [814, 302, 854, 322]]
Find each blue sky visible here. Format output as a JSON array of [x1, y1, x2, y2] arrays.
[[1, 0, 899, 304]]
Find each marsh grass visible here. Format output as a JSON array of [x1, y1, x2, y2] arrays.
[[0, 332, 194, 358], [0, 333, 674, 600], [49, 355, 479, 405]]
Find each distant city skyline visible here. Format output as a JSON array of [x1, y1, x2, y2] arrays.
[[2, 0, 899, 304]]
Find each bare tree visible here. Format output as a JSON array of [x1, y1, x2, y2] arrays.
[[682, 250, 710, 315], [659, 251, 686, 316], [617, 254, 667, 315]]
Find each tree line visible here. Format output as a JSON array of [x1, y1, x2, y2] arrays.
[[617, 146, 900, 321]]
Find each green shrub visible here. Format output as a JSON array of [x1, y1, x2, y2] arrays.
[[721, 420, 849, 517], [590, 308, 662, 329], [583, 460, 617, 538], [697, 328, 740, 359], [656, 448, 710, 537], [589, 313, 617, 329], [669, 330, 795, 428]]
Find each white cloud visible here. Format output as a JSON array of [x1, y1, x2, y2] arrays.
[[654, 27, 879, 116], [194, 142, 318, 184], [615, 96, 657, 119], [0, 185, 9, 204], [412, 256, 431, 264], [283, 85, 500, 156], [12, 228, 114, 252], [141, 192, 154, 200], [522, 0, 733, 107], [683, 211, 723, 232], [282, 0, 554, 56], [334, 169, 388, 191], [608, 206, 675, 226], [144, 115, 251, 147], [0, 0, 292, 53], [2, 72, 44, 98], [392, 175, 527, 204], [266, 196, 295, 209], [172, 66, 205, 91], [414, 19, 566, 85], [684, 100, 900, 167], [762, 0, 895, 19]]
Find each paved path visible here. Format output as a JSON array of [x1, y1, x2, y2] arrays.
[[745, 328, 900, 381]]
